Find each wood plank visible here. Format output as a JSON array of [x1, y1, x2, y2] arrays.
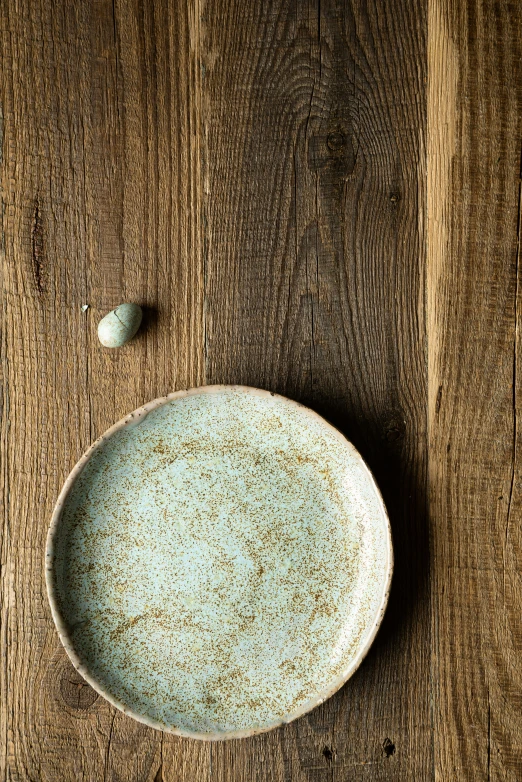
[[428, 0, 522, 780], [203, 1, 430, 779], [0, 0, 207, 779]]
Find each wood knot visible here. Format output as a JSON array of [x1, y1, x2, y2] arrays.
[[383, 737, 396, 757], [382, 416, 405, 443], [307, 129, 356, 177], [326, 131, 345, 151], [60, 661, 98, 710], [322, 745, 334, 763]]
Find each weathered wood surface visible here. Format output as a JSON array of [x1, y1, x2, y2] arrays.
[[428, 0, 522, 779], [0, 0, 520, 779]]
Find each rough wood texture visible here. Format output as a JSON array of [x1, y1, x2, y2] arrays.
[[0, 0, 520, 780], [428, 0, 522, 780], [0, 0, 207, 779], [205, 1, 430, 780]]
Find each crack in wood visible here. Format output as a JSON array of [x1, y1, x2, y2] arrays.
[[505, 147, 522, 553], [487, 690, 491, 781], [31, 198, 44, 294]]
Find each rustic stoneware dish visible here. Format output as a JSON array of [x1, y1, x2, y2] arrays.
[[46, 385, 393, 740]]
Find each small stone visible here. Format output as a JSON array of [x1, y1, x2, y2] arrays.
[[81, 304, 89, 312], [97, 303, 143, 348]]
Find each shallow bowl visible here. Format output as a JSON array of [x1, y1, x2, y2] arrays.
[[46, 386, 392, 739]]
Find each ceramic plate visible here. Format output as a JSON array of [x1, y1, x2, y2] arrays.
[[46, 386, 392, 740]]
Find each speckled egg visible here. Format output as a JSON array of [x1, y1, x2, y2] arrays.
[[46, 386, 393, 740], [97, 303, 142, 348]]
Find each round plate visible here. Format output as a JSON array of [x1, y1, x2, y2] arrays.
[[46, 386, 392, 740]]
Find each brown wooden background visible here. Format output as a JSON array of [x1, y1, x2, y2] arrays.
[[1, 0, 521, 779]]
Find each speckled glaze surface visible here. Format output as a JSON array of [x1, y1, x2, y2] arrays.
[[46, 386, 392, 740]]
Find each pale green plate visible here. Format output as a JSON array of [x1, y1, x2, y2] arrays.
[[46, 386, 392, 740]]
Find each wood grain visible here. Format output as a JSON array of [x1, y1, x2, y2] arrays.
[[204, 1, 430, 780], [428, 0, 522, 780], [0, 0, 207, 779], [0, 0, 521, 779]]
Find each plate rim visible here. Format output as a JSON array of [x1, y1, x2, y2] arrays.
[[45, 384, 393, 740]]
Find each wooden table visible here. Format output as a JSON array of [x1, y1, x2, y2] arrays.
[[1, 0, 521, 779]]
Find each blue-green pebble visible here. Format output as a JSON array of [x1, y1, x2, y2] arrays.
[[97, 303, 143, 348]]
